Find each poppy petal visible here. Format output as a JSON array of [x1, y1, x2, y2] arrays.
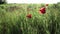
[[26, 14, 32, 18]]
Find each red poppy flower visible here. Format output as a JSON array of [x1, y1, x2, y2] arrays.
[[26, 14, 32, 18], [46, 4, 48, 6], [39, 7, 46, 14]]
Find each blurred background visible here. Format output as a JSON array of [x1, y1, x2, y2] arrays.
[[0, 0, 60, 34], [0, 0, 60, 4]]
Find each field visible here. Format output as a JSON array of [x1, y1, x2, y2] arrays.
[[0, 4, 60, 34]]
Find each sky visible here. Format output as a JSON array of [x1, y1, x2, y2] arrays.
[[6, 0, 60, 4]]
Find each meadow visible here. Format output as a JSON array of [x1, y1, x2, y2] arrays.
[[0, 3, 60, 34]]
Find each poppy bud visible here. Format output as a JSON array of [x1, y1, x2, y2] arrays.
[[46, 4, 48, 6]]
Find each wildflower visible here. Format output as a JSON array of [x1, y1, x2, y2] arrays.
[[26, 14, 32, 18], [39, 7, 46, 14]]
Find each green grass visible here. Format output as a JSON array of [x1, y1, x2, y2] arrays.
[[0, 4, 60, 34]]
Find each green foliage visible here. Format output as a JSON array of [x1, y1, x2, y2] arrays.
[[0, 4, 60, 34]]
